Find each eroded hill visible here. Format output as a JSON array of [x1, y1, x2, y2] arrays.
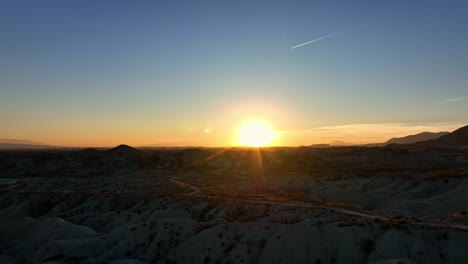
[[0, 146, 467, 263]]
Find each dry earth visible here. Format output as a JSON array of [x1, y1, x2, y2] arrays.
[[1, 145, 468, 263]]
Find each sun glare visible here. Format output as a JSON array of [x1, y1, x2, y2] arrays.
[[238, 120, 276, 147]]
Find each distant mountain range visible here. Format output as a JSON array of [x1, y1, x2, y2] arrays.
[[2, 125, 468, 149], [141, 141, 202, 148], [325, 131, 450, 147], [318, 127, 465, 148], [0, 139, 53, 149], [310, 144, 332, 148], [413, 125, 468, 147], [329, 140, 353, 146], [0, 138, 46, 145], [384, 131, 450, 145]]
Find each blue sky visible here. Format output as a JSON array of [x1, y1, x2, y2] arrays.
[[1, 0, 467, 146]]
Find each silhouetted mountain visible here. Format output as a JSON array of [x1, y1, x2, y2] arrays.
[[107, 144, 140, 154], [0, 138, 46, 145], [0, 143, 52, 149], [105, 145, 148, 168], [385, 132, 449, 145], [80, 148, 102, 154], [415, 125, 468, 147], [310, 144, 332, 148], [75, 148, 104, 158], [0, 139, 52, 149], [329, 140, 353, 146]]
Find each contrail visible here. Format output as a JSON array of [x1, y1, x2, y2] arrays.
[[290, 26, 359, 50]]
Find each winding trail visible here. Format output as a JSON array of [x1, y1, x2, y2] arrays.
[[2, 175, 467, 232], [169, 176, 468, 231], [169, 178, 201, 196]]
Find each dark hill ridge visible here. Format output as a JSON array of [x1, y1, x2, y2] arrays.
[[0, 139, 53, 149], [75, 148, 103, 158], [415, 125, 468, 147], [107, 144, 138, 152], [329, 140, 353, 146], [385, 131, 449, 145], [0, 138, 47, 145], [106, 144, 147, 159], [0, 143, 52, 149], [81, 148, 101, 154], [310, 144, 332, 148]]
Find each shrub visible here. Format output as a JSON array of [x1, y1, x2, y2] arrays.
[[360, 237, 375, 255]]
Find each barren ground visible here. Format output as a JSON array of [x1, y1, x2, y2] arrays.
[[1, 145, 467, 263]]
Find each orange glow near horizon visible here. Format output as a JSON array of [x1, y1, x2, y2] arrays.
[[1, 119, 464, 148]]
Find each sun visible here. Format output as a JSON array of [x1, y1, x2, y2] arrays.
[[238, 120, 276, 147]]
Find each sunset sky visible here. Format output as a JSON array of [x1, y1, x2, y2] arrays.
[[1, 1, 468, 147]]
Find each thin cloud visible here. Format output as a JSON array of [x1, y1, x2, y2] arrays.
[[277, 122, 464, 145], [442, 97, 464, 103]]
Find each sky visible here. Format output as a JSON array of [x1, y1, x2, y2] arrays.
[[1, 0, 468, 147]]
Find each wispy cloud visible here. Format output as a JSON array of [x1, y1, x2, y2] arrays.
[[277, 122, 464, 145], [442, 97, 464, 103]]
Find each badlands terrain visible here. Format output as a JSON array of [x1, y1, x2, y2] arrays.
[[1, 139, 468, 263]]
